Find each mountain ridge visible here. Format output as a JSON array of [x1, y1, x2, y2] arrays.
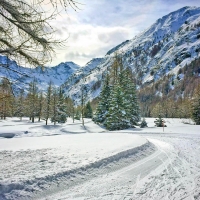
[[1, 6, 200, 104]]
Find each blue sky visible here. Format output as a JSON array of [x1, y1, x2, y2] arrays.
[[49, 0, 200, 66]]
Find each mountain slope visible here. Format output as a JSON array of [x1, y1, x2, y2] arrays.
[[0, 56, 80, 93], [62, 6, 200, 104]]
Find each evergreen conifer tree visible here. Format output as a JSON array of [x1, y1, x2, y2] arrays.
[[140, 118, 148, 128], [105, 83, 129, 130], [51, 89, 58, 125], [37, 92, 43, 122], [84, 101, 93, 118], [27, 78, 38, 123], [44, 81, 53, 125], [154, 114, 166, 127], [74, 109, 81, 120], [123, 70, 140, 126], [94, 55, 140, 130], [56, 88, 68, 123], [93, 74, 111, 124], [15, 89, 24, 121]]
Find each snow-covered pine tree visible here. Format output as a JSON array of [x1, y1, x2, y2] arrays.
[[105, 82, 129, 130], [51, 89, 58, 125], [43, 81, 53, 125], [84, 101, 93, 118], [74, 109, 81, 120], [80, 85, 87, 126], [122, 69, 140, 126], [191, 85, 200, 125], [154, 114, 166, 127], [37, 92, 43, 122], [93, 74, 111, 124], [26, 78, 38, 123], [15, 89, 24, 121], [56, 87, 68, 123], [140, 118, 148, 128]]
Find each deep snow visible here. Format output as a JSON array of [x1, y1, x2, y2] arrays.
[[0, 117, 200, 200]]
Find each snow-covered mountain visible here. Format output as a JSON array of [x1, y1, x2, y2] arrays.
[[0, 55, 80, 94], [62, 6, 200, 104], [1, 6, 200, 101]]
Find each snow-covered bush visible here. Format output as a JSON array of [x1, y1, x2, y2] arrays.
[[154, 115, 166, 127], [140, 118, 148, 128]]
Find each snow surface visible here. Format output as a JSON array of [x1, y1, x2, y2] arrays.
[[0, 118, 149, 200], [0, 117, 200, 200]]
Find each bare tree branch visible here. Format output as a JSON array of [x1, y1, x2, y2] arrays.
[[0, 0, 79, 67]]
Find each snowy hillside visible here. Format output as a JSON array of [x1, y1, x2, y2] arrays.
[[62, 6, 200, 104], [0, 55, 80, 94]]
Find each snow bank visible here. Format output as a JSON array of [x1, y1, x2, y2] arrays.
[[116, 118, 200, 134]]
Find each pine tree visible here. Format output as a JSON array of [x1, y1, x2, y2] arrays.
[[44, 81, 53, 125], [15, 89, 24, 121], [56, 88, 68, 123], [80, 86, 87, 126], [191, 85, 200, 125], [93, 74, 111, 124], [37, 92, 43, 122], [119, 69, 140, 126], [26, 78, 38, 123], [94, 55, 140, 130], [51, 89, 58, 125], [140, 118, 148, 128], [154, 114, 166, 127], [105, 83, 129, 130], [84, 101, 93, 118], [74, 109, 81, 120]]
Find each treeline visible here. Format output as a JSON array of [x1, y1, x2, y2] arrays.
[[139, 57, 200, 124], [0, 78, 93, 124]]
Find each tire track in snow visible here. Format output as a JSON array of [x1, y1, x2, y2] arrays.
[[31, 141, 157, 200]]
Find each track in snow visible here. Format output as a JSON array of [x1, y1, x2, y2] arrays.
[[33, 134, 200, 200]]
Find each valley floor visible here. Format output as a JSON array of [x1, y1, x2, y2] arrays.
[[0, 118, 200, 200]]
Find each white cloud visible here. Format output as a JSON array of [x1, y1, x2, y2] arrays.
[[46, 0, 200, 67]]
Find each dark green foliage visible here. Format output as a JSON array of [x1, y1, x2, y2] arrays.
[[140, 118, 148, 128], [27, 78, 38, 123], [56, 88, 67, 123], [121, 69, 140, 126], [74, 109, 81, 120], [14, 89, 24, 120], [105, 83, 129, 130], [93, 74, 111, 124], [93, 57, 140, 131], [44, 81, 52, 125], [154, 115, 166, 127], [84, 101, 93, 118], [51, 88, 68, 124]]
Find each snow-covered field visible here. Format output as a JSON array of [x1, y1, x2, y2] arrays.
[[0, 117, 200, 200]]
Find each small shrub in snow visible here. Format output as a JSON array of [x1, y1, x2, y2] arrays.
[[154, 115, 167, 127], [140, 118, 148, 128]]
